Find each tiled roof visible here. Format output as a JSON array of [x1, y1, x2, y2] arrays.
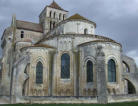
[[36, 34, 121, 47], [33, 44, 55, 49], [78, 40, 121, 47], [48, 1, 68, 12], [68, 14, 87, 20], [16, 20, 43, 32], [67, 14, 96, 27], [21, 44, 55, 50]]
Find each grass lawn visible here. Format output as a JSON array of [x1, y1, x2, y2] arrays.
[[2, 102, 138, 106]]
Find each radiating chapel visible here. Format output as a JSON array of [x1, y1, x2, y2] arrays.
[[0, 1, 138, 104]]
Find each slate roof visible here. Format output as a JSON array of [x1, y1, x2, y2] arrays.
[[16, 20, 43, 32], [48, 1, 68, 12]]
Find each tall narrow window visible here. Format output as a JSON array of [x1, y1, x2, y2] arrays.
[[50, 11, 52, 18], [50, 21, 52, 30], [36, 61, 43, 84], [59, 13, 62, 20], [53, 22, 56, 28], [108, 59, 116, 82], [61, 53, 70, 79], [63, 14, 65, 20], [54, 12, 56, 19], [87, 60, 93, 82], [21, 31, 24, 38], [84, 28, 88, 34]]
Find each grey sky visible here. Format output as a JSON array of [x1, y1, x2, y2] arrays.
[[0, 0, 138, 65]]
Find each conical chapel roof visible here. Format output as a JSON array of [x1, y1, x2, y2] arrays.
[[68, 14, 96, 27], [68, 14, 88, 20], [48, 1, 68, 12]]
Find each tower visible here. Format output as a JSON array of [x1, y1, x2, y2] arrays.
[[39, 1, 68, 34]]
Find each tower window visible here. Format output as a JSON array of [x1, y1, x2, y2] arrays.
[[54, 12, 56, 19], [53, 22, 56, 28], [84, 28, 88, 34], [59, 13, 62, 20], [63, 14, 65, 20], [50, 11, 52, 18], [21, 31, 24, 38], [50, 21, 52, 30]]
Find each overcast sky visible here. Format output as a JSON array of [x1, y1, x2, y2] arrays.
[[0, 0, 138, 65]]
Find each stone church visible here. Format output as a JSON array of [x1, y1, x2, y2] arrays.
[[0, 1, 138, 104]]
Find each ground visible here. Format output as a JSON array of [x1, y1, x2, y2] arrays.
[[2, 102, 138, 106]]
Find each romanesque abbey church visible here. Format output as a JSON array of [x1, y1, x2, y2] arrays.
[[0, 1, 138, 104]]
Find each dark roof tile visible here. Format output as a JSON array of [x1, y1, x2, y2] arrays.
[[48, 1, 68, 12], [67, 14, 96, 27], [16, 20, 43, 32]]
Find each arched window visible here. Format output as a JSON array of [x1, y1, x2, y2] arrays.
[[36, 61, 43, 84], [63, 14, 65, 20], [21, 31, 24, 38], [54, 12, 56, 19], [50, 21, 52, 30], [53, 22, 56, 28], [50, 11, 52, 18], [61, 53, 70, 79], [87, 60, 93, 82], [84, 28, 88, 34], [108, 59, 116, 82], [59, 13, 62, 20]]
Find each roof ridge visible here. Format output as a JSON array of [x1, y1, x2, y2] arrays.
[[16, 20, 43, 32], [16, 20, 40, 25]]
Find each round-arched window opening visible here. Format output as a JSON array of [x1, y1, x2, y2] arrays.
[[63, 14, 66, 20], [49, 11, 52, 18], [86, 60, 93, 83], [59, 13, 62, 20], [61, 53, 70, 79], [108, 59, 116, 82], [21, 31, 24, 38], [36, 61, 43, 84], [54, 12, 56, 19], [84, 28, 88, 34]]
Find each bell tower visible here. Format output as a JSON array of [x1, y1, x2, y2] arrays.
[[39, 1, 68, 34]]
